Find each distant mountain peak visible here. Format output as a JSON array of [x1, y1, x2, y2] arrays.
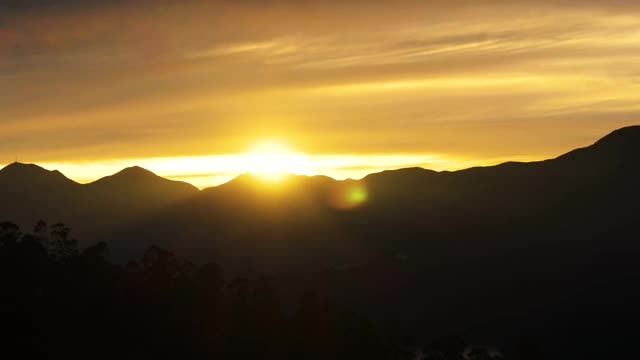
[[363, 167, 439, 182], [112, 166, 158, 178], [0, 162, 76, 186], [593, 125, 640, 148], [555, 125, 640, 163], [1, 162, 47, 173], [89, 165, 199, 195]]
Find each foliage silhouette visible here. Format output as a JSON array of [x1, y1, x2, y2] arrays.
[[0, 221, 404, 359]]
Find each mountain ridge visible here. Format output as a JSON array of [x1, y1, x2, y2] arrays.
[[87, 165, 198, 194], [0, 162, 78, 188], [2, 125, 639, 190], [1, 125, 639, 359], [0, 124, 638, 241]]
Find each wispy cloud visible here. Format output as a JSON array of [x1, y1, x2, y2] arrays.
[[1, 0, 640, 185]]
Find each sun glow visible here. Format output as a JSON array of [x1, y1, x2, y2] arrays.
[[241, 140, 312, 181]]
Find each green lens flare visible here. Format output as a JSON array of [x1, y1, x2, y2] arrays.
[[346, 186, 367, 205]]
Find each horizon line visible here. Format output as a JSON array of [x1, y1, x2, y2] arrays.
[[0, 153, 553, 190], [3, 124, 635, 189]]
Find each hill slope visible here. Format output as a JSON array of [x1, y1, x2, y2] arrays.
[[109, 126, 640, 359], [0, 164, 199, 239], [1, 126, 639, 358]]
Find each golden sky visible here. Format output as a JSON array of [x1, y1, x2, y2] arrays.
[[1, 1, 639, 187]]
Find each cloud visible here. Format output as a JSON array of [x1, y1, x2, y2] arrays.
[[1, 0, 640, 181]]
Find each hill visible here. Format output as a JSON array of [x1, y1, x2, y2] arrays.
[[0, 163, 199, 239], [1, 125, 639, 358]]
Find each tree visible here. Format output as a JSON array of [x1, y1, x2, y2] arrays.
[[142, 245, 179, 283], [0, 221, 21, 248], [82, 241, 108, 265], [48, 222, 78, 262]]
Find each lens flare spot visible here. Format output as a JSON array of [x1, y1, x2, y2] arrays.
[[346, 186, 367, 205], [330, 182, 368, 209]]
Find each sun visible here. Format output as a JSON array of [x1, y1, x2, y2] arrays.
[[241, 140, 312, 181]]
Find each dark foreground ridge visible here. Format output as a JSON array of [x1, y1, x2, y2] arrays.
[[1, 125, 640, 359]]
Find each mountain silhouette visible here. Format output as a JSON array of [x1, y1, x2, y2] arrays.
[[0, 164, 198, 239], [90, 165, 196, 192], [0, 163, 80, 229], [2, 125, 639, 254], [1, 125, 639, 358], [0, 162, 77, 189], [86, 166, 198, 211]]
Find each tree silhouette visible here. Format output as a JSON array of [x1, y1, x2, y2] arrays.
[[48, 222, 78, 261], [0, 220, 518, 360]]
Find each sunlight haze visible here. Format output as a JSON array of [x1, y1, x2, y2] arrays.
[[2, 0, 639, 186]]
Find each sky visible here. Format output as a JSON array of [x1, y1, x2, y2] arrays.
[[2, 0, 639, 187]]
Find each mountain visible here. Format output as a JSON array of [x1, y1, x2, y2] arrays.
[[88, 126, 639, 286], [0, 162, 77, 189], [89, 166, 197, 197], [1, 125, 639, 358], [84, 166, 198, 216], [0, 163, 80, 229], [109, 126, 640, 359], [4, 126, 638, 262], [0, 163, 198, 239]]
